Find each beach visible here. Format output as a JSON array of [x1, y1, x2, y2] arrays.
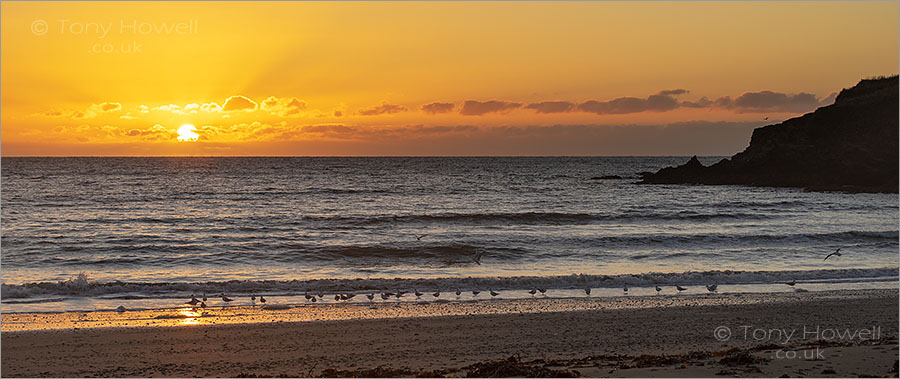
[[2, 289, 897, 377]]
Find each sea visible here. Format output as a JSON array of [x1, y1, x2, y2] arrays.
[[1, 157, 897, 313]]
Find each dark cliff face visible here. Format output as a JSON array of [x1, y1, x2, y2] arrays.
[[640, 76, 899, 193]]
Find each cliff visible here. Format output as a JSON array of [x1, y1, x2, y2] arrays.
[[640, 76, 899, 193]]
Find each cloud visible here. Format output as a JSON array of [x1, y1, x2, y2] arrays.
[[71, 102, 123, 119], [525, 101, 575, 114], [138, 105, 149, 113], [261, 96, 307, 116], [714, 91, 821, 113], [223, 95, 258, 112], [421, 102, 455, 114], [200, 102, 222, 113], [657, 89, 689, 96], [359, 102, 407, 116], [577, 93, 680, 115], [459, 100, 522, 116]]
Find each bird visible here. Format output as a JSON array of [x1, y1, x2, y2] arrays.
[[340, 294, 348, 301], [472, 251, 485, 265], [310, 297, 317, 303], [381, 293, 390, 300], [528, 288, 537, 296], [260, 296, 266, 304], [584, 287, 591, 296], [655, 285, 662, 294], [251, 295, 256, 302], [304, 292, 312, 301], [537, 288, 547, 295], [472, 290, 481, 297], [346, 293, 356, 300], [202, 293, 207, 302], [455, 288, 462, 297], [623, 285, 629, 294], [186, 297, 200, 306], [432, 291, 440, 298], [764, 116, 769, 120], [366, 293, 375, 302], [414, 289, 423, 298], [221, 294, 233, 302], [200, 301, 207, 308], [706, 284, 718, 293], [317, 292, 324, 298], [786, 280, 796, 287], [396, 290, 406, 299], [334, 294, 341, 301], [824, 248, 842, 261], [489, 289, 499, 297], [415, 234, 428, 241], [676, 285, 687, 293]]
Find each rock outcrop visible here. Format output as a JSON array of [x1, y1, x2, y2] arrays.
[[640, 76, 899, 193]]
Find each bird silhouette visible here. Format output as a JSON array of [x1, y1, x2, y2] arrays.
[[655, 285, 662, 294], [706, 284, 718, 293], [824, 248, 842, 261], [489, 289, 499, 297], [472, 252, 485, 265], [415, 234, 428, 241], [676, 285, 687, 293], [584, 287, 591, 296], [528, 288, 537, 296]]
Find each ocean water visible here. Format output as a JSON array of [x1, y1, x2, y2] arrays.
[[1, 157, 897, 313]]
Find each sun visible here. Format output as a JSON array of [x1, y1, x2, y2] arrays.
[[176, 124, 199, 142]]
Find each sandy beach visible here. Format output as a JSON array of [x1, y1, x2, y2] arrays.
[[2, 289, 897, 377]]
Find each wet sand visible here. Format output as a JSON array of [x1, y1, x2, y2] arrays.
[[2, 289, 897, 377]]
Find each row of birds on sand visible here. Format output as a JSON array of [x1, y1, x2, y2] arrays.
[[181, 247, 843, 307]]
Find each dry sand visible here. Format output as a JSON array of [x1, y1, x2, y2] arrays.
[[2, 289, 897, 377]]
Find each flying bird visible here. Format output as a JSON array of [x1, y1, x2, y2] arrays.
[[472, 251, 485, 265], [824, 248, 842, 261], [415, 234, 428, 241]]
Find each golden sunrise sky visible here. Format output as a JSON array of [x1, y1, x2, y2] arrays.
[[1, 1, 897, 156]]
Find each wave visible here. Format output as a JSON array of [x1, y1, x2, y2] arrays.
[[3, 267, 896, 300]]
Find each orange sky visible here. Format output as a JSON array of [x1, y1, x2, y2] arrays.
[[1, 1, 897, 156]]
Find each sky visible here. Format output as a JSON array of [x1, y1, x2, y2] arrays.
[[1, 1, 897, 156]]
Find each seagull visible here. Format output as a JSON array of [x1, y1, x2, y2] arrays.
[[655, 285, 662, 294], [221, 294, 233, 302], [310, 297, 317, 303], [251, 295, 256, 302], [304, 292, 312, 301], [186, 297, 200, 306], [528, 288, 537, 296], [472, 290, 481, 297], [455, 288, 462, 297], [706, 284, 718, 293], [396, 290, 406, 299], [676, 285, 687, 293], [623, 285, 629, 294], [786, 280, 796, 287], [334, 294, 341, 301], [366, 293, 375, 302], [584, 287, 591, 296], [202, 293, 207, 302], [537, 288, 547, 295], [415, 234, 428, 241], [472, 251, 485, 265], [317, 292, 324, 298], [200, 301, 207, 308], [414, 289, 423, 298], [432, 290, 440, 298], [824, 248, 842, 261], [260, 296, 266, 304], [381, 293, 390, 300], [346, 293, 356, 300], [489, 289, 499, 297]]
